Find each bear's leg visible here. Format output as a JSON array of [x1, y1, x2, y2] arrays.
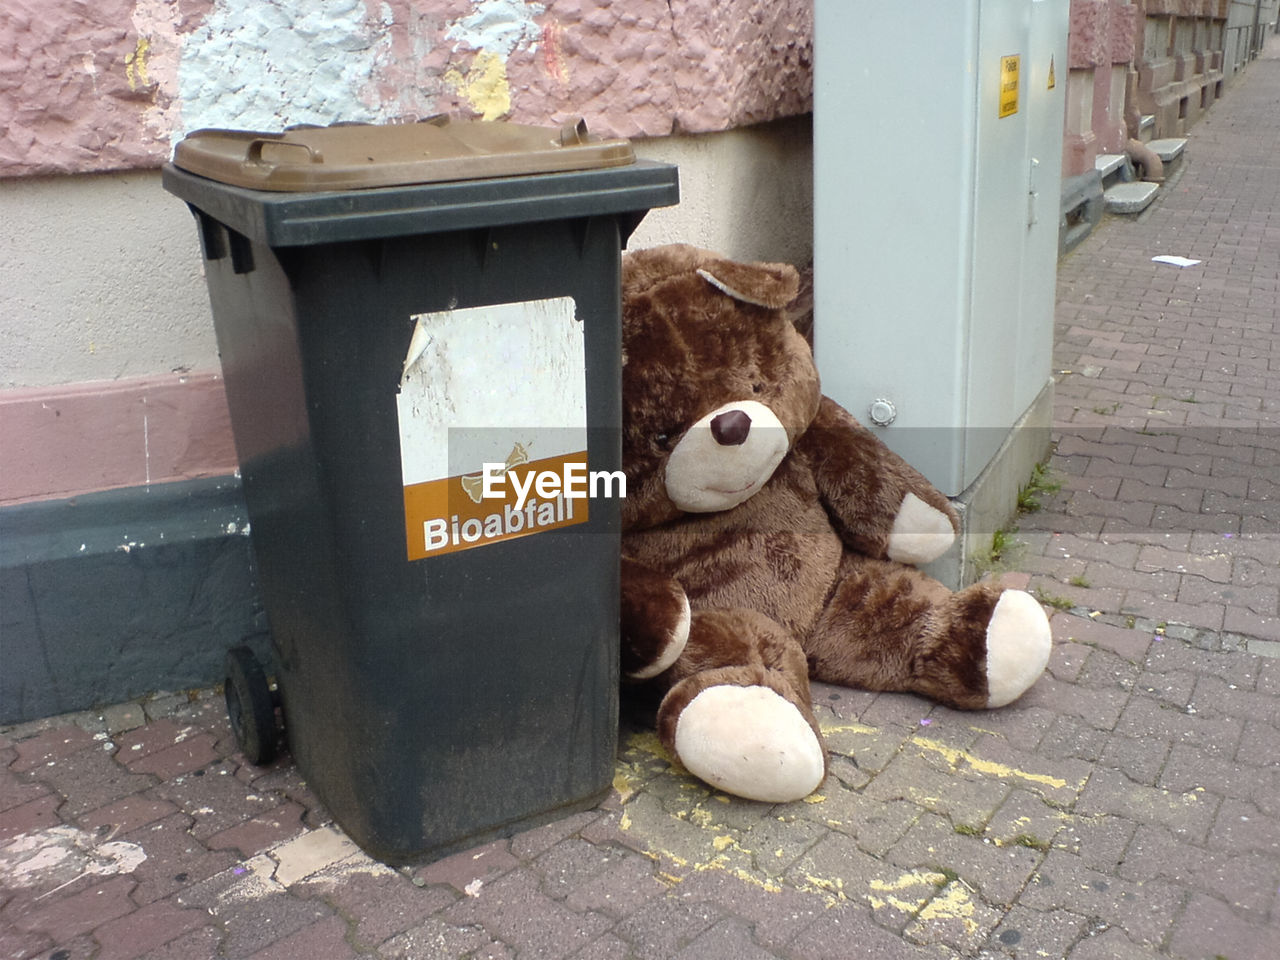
[[655, 609, 826, 803], [806, 556, 1051, 710]]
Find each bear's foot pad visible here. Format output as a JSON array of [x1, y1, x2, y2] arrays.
[[985, 590, 1052, 708], [674, 684, 825, 803]]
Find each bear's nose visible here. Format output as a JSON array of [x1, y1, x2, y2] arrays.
[[710, 409, 751, 446]]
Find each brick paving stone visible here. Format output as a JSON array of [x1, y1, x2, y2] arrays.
[[508, 810, 601, 860], [412, 836, 519, 894], [1020, 849, 1184, 948], [984, 788, 1069, 854], [133, 925, 226, 960], [1132, 668, 1196, 708], [1036, 714, 1109, 763], [123, 734, 220, 780], [984, 905, 1089, 959], [155, 759, 281, 840], [114, 720, 195, 764], [0, 765, 53, 814], [9, 726, 97, 773], [1120, 822, 1280, 921], [9, 875, 137, 941], [903, 879, 1004, 955], [888, 812, 1044, 906], [784, 899, 947, 960], [37, 745, 157, 819], [1191, 672, 1280, 726], [242, 915, 357, 960], [1235, 717, 1280, 766], [174, 859, 337, 960], [1167, 891, 1274, 960], [1158, 743, 1279, 817], [443, 868, 613, 960], [0, 924, 53, 960], [91, 897, 213, 960], [293, 864, 454, 948], [27, 934, 99, 959], [1094, 733, 1171, 786], [535, 837, 667, 918], [76, 795, 178, 838], [1077, 765, 1218, 843], [1144, 639, 1265, 687], [377, 916, 494, 959], [0, 793, 63, 843], [1066, 926, 1164, 960], [99, 702, 148, 735], [669, 917, 778, 960], [1116, 696, 1244, 762], [571, 933, 634, 959], [205, 800, 306, 859], [669, 868, 826, 952], [123, 812, 242, 906]]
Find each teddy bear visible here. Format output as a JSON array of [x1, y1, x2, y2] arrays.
[[618, 244, 1052, 804]]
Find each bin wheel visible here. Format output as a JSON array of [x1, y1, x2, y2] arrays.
[[224, 645, 279, 765]]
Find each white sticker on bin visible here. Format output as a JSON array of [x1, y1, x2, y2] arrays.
[[396, 297, 589, 560]]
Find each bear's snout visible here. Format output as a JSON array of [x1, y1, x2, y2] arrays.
[[710, 409, 751, 446]]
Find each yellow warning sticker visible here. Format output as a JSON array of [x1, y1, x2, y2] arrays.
[[1048, 55, 1056, 90], [999, 54, 1020, 118]]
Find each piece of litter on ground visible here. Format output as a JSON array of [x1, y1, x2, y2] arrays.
[[1151, 255, 1201, 267], [919, 718, 933, 726], [464, 878, 483, 897]]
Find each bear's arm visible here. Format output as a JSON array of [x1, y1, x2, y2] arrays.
[[794, 396, 959, 564], [620, 556, 691, 681]]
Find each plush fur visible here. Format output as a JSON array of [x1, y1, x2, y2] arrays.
[[620, 244, 1052, 803]]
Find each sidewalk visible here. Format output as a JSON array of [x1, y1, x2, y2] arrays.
[[4, 42, 1279, 960]]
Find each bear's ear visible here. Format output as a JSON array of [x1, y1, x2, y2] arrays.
[[696, 259, 800, 309]]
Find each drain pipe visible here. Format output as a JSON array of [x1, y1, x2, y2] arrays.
[[1127, 138, 1164, 182], [1123, 68, 1163, 183]]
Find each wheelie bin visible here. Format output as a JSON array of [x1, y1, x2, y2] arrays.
[[162, 117, 678, 864]]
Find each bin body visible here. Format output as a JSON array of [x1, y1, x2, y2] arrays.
[[163, 154, 678, 864]]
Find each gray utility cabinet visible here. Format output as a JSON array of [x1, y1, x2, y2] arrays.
[[814, 0, 1069, 499]]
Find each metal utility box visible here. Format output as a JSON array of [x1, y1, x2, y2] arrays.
[[814, 0, 1068, 500], [163, 118, 678, 865]]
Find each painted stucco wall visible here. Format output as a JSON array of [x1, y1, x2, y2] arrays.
[[0, 116, 814, 503], [1, 0, 813, 177]]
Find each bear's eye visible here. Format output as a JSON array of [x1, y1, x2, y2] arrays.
[[751, 382, 764, 394], [654, 431, 674, 451]]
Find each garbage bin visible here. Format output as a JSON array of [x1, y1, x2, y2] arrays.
[[162, 117, 679, 865]]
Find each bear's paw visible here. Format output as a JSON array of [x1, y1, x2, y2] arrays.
[[674, 684, 825, 802], [886, 492, 956, 565], [984, 590, 1052, 707]]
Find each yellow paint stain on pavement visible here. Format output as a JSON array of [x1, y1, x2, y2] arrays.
[[910, 735, 1075, 791], [125, 37, 150, 90], [867, 870, 945, 913], [444, 50, 511, 121], [612, 769, 640, 804], [917, 881, 979, 934], [819, 722, 878, 736]]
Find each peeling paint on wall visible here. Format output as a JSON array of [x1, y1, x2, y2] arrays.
[[0, 0, 813, 177], [175, 0, 396, 137]]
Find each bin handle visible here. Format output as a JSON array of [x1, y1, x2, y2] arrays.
[[559, 118, 590, 146], [246, 138, 324, 166]]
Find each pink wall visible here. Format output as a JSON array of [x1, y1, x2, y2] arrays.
[[0, 0, 813, 178], [1064, 0, 1140, 178]]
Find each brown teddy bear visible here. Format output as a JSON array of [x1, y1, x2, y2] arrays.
[[619, 244, 1052, 803]]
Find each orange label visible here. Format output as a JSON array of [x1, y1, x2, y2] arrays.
[[403, 450, 592, 560]]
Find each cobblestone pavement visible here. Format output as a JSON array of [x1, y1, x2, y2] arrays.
[[4, 37, 1280, 960]]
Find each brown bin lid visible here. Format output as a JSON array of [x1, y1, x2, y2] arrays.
[[172, 116, 635, 192]]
